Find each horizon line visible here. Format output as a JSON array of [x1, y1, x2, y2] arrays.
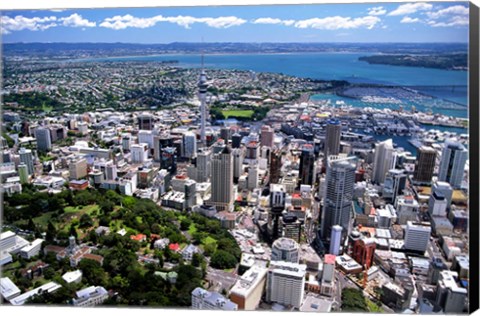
[[3, 41, 469, 45]]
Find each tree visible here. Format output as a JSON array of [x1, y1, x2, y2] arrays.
[[191, 253, 204, 267], [78, 259, 107, 286], [79, 213, 93, 228], [341, 288, 368, 312], [43, 267, 56, 280], [46, 221, 57, 242], [68, 224, 78, 239], [210, 250, 237, 270], [203, 242, 216, 257], [180, 218, 192, 231]]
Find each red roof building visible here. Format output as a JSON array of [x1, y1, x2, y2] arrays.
[[169, 243, 180, 251]]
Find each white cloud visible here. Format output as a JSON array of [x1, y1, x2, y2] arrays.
[[60, 13, 96, 28], [428, 15, 469, 27], [401, 16, 420, 23], [294, 16, 381, 30], [50, 9, 66, 13], [368, 6, 387, 16], [388, 2, 433, 16], [0, 15, 57, 34], [252, 17, 295, 26], [100, 14, 246, 30], [426, 5, 469, 19]]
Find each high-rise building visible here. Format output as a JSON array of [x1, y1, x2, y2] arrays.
[[105, 164, 118, 181], [321, 254, 336, 297], [271, 237, 300, 263], [138, 130, 154, 149], [182, 132, 197, 159], [413, 146, 437, 183], [321, 155, 356, 240], [196, 149, 211, 182], [266, 261, 306, 308], [229, 266, 268, 310], [435, 271, 467, 313], [247, 163, 258, 190], [280, 215, 302, 242], [352, 237, 376, 269], [404, 221, 431, 254], [372, 139, 396, 184], [18, 164, 29, 184], [231, 133, 242, 149], [269, 149, 282, 184], [69, 158, 88, 180], [245, 141, 260, 161], [131, 144, 149, 164], [191, 287, 238, 310], [428, 191, 448, 217], [153, 135, 173, 162], [122, 134, 132, 152], [323, 119, 341, 165], [232, 148, 244, 183], [432, 180, 453, 209], [438, 140, 468, 188], [220, 127, 232, 143], [269, 184, 286, 241], [19, 148, 34, 175], [382, 169, 407, 202], [260, 125, 274, 148], [137, 114, 153, 130], [299, 144, 315, 185], [35, 127, 52, 152], [329, 225, 342, 255], [209, 146, 234, 211]]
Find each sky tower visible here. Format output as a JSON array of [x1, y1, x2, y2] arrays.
[[198, 55, 208, 147]]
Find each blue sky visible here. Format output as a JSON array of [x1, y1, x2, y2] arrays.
[[1, 2, 469, 43]]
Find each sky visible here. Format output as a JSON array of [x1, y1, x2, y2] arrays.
[[0, 2, 470, 43]]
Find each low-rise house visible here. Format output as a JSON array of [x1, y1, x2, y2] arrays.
[[73, 286, 109, 307]]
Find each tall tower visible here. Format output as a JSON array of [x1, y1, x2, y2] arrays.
[[198, 56, 208, 147], [372, 139, 396, 185], [209, 146, 234, 211], [299, 144, 315, 186], [413, 146, 437, 184], [324, 119, 341, 166], [438, 140, 468, 188]]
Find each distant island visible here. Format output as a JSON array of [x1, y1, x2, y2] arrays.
[[358, 53, 467, 71]]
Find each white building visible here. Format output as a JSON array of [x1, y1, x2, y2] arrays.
[[131, 143, 149, 163], [0, 231, 29, 255], [62, 270, 83, 284], [10, 282, 62, 306], [329, 225, 342, 255], [19, 239, 44, 259], [19, 147, 35, 175], [247, 163, 258, 190], [428, 191, 448, 217], [404, 221, 431, 253], [73, 286, 109, 307], [438, 140, 468, 188], [182, 131, 197, 159], [0, 277, 21, 302], [435, 270, 467, 313], [272, 237, 300, 263], [138, 130, 154, 149], [372, 139, 396, 184], [229, 266, 268, 310], [191, 287, 238, 310], [35, 127, 52, 152], [266, 261, 306, 308]]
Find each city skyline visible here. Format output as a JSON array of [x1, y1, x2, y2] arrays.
[[1, 2, 469, 43]]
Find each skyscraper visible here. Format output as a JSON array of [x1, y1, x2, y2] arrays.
[[182, 132, 197, 159], [269, 149, 282, 184], [209, 146, 234, 211], [137, 114, 154, 130], [232, 148, 244, 183], [438, 140, 468, 188], [413, 146, 437, 183], [299, 144, 315, 185], [329, 225, 342, 255], [260, 125, 274, 148], [372, 139, 396, 184], [323, 119, 341, 166], [382, 169, 407, 202], [266, 261, 306, 309], [404, 221, 431, 254], [321, 155, 356, 240], [35, 127, 52, 152], [196, 149, 211, 182], [153, 135, 173, 162], [198, 66, 208, 147], [19, 148, 34, 175]]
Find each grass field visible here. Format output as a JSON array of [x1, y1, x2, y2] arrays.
[[202, 236, 217, 245], [366, 299, 384, 313], [188, 223, 197, 235], [64, 205, 99, 215], [222, 110, 254, 119]]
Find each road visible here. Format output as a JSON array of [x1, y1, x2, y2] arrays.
[[205, 267, 239, 293]]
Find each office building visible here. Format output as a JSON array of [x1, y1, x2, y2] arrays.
[[131, 143, 149, 163], [413, 146, 436, 183], [137, 114, 154, 130], [10, 282, 62, 306], [19, 239, 44, 259], [182, 131, 197, 159], [428, 191, 448, 217], [105, 164, 117, 181], [404, 221, 431, 253], [121, 134, 132, 151], [269, 184, 287, 241], [382, 169, 406, 202], [229, 266, 268, 310], [372, 139, 396, 184], [0, 277, 21, 302], [231, 133, 242, 149], [299, 144, 315, 185], [138, 130, 154, 149], [280, 215, 302, 242], [153, 134, 173, 162], [246, 141, 260, 160], [35, 127, 52, 152], [18, 163, 29, 184], [196, 149, 211, 182], [260, 125, 274, 148], [321, 254, 336, 297], [435, 271, 467, 313], [271, 237, 300, 263], [220, 127, 232, 143], [232, 148, 244, 183], [329, 225, 342, 255], [432, 180, 453, 208], [321, 155, 356, 240], [191, 287, 238, 310], [270, 149, 282, 184], [395, 195, 420, 225], [69, 158, 88, 180], [19, 148, 34, 175], [209, 146, 234, 211], [323, 119, 341, 165], [438, 140, 468, 188], [247, 163, 258, 190], [266, 261, 306, 308]]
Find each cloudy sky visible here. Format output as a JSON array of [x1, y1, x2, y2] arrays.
[[1, 2, 469, 43]]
